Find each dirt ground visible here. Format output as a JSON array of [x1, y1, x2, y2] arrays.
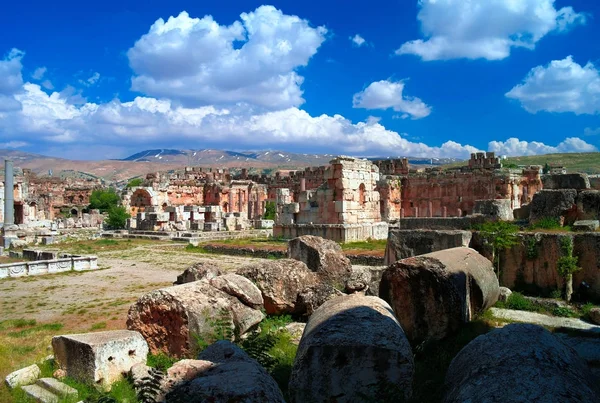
[[0, 242, 270, 329]]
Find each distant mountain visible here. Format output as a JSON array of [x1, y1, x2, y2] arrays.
[[118, 148, 338, 167], [0, 148, 468, 183]]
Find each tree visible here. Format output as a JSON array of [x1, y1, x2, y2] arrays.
[[127, 178, 143, 188], [557, 236, 581, 302], [543, 163, 550, 174], [476, 221, 520, 278], [106, 206, 130, 229], [89, 189, 120, 213], [263, 201, 276, 220]]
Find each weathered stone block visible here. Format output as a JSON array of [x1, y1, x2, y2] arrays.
[[384, 229, 472, 265], [573, 220, 600, 232], [473, 199, 514, 221], [5, 364, 40, 389], [543, 173, 590, 190], [529, 189, 577, 224], [52, 330, 149, 390], [288, 294, 414, 402], [444, 324, 599, 402], [380, 248, 499, 343]]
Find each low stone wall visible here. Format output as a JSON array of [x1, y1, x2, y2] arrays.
[[103, 229, 273, 245], [0, 255, 98, 279], [470, 232, 600, 301], [273, 222, 388, 243], [399, 216, 485, 230]]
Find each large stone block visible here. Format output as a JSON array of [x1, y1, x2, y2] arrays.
[[543, 173, 591, 190], [384, 229, 472, 265], [577, 190, 600, 220], [5, 364, 40, 389], [127, 281, 263, 357], [52, 330, 149, 390], [166, 341, 285, 402], [529, 189, 577, 225], [380, 248, 499, 343], [288, 294, 414, 402], [473, 199, 514, 221], [444, 324, 599, 402]]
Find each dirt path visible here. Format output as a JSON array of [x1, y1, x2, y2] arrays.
[[0, 244, 269, 330]]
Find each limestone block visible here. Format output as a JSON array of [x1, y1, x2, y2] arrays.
[[543, 173, 590, 190], [52, 330, 148, 390], [27, 261, 49, 276], [36, 378, 78, 399], [573, 220, 599, 232], [473, 199, 514, 221], [444, 324, 599, 402], [72, 257, 91, 271], [380, 247, 499, 343], [288, 294, 414, 402], [5, 364, 40, 389], [384, 229, 473, 265]]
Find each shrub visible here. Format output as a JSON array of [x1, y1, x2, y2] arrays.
[[474, 221, 520, 276], [147, 352, 178, 372], [264, 201, 276, 220], [529, 217, 563, 230], [495, 292, 538, 312], [89, 189, 120, 213], [127, 178, 144, 188], [106, 207, 130, 229]]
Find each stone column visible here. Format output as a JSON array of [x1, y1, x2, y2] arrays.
[[428, 201, 433, 218], [457, 208, 462, 217], [442, 206, 447, 218], [414, 207, 419, 218], [4, 159, 14, 226], [400, 208, 404, 218], [300, 178, 306, 192], [228, 191, 234, 214]]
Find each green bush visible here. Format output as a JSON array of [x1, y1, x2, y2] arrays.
[[89, 189, 121, 213], [147, 352, 178, 372], [264, 201, 276, 220], [495, 292, 538, 312], [126, 178, 144, 188], [529, 217, 563, 230], [106, 207, 130, 229]]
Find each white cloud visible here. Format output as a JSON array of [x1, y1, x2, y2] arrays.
[[0, 48, 24, 112], [489, 137, 597, 156], [127, 6, 327, 109], [41, 80, 54, 90], [506, 56, 600, 115], [0, 141, 28, 149], [32, 67, 47, 80], [87, 72, 100, 85], [352, 79, 432, 119], [584, 127, 600, 137], [350, 34, 366, 47], [396, 0, 586, 61]]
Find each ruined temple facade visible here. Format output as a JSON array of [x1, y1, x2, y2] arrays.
[[274, 157, 388, 242], [122, 168, 269, 231], [1, 168, 102, 227]]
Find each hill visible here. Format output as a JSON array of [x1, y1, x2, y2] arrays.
[[500, 152, 600, 174]]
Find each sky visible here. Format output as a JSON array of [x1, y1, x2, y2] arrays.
[[0, 0, 599, 160]]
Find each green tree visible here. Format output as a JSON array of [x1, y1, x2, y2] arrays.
[[557, 236, 581, 302], [89, 189, 120, 213], [106, 207, 130, 229], [476, 221, 520, 278], [543, 163, 550, 174], [264, 201, 276, 220], [126, 178, 143, 188]]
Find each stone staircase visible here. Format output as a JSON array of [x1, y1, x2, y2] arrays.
[[21, 377, 78, 403]]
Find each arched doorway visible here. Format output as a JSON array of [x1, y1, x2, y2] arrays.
[[131, 188, 153, 213]]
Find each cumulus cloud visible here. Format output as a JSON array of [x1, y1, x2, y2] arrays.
[[0, 141, 28, 149], [31, 66, 47, 80], [396, 0, 586, 61], [83, 72, 100, 86], [352, 79, 432, 119], [489, 137, 597, 156], [0, 48, 24, 111], [350, 34, 366, 47], [506, 56, 600, 114], [41, 80, 54, 90], [127, 6, 327, 109]]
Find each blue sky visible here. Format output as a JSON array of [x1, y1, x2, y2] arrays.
[[0, 0, 599, 159]]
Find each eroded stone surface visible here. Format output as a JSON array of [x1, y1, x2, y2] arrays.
[[289, 294, 414, 403], [52, 330, 149, 390], [166, 341, 285, 402], [209, 273, 263, 309], [173, 262, 222, 285], [380, 247, 499, 343], [444, 324, 599, 402], [384, 229, 472, 265], [5, 364, 40, 389]]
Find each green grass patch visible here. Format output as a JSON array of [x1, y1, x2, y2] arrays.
[[340, 239, 387, 252], [0, 319, 36, 330], [90, 322, 107, 331], [495, 292, 540, 312], [147, 352, 178, 372], [529, 217, 570, 231], [8, 323, 64, 338]]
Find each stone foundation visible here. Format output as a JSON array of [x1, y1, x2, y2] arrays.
[[273, 222, 388, 243], [0, 256, 98, 279]]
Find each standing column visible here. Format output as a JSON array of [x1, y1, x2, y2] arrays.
[[4, 160, 14, 226], [300, 178, 306, 192], [227, 191, 234, 214]]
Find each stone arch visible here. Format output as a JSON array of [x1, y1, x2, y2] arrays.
[[70, 208, 78, 216], [131, 188, 152, 212]]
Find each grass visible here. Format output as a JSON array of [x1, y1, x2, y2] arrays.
[[147, 352, 178, 372], [38, 238, 159, 255], [528, 217, 571, 232], [442, 152, 600, 174], [341, 239, 387, 252], [494, 292, 587, 319]]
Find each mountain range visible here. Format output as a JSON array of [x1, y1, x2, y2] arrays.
[[0, 148, 461, 182]]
